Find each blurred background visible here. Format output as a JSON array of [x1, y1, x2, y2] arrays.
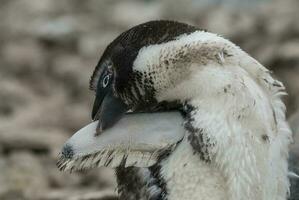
[[0, 0, 298, 199]]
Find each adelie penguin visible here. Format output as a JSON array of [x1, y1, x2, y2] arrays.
[[57, 20, 298, 200]]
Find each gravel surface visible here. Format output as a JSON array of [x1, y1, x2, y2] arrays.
[[0, 0, 298, 199]]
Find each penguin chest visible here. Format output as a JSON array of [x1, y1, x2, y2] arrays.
[[160, 139, 228, 200]]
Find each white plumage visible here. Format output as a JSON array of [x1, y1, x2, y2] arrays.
[[59, 27, 293, 200], [132, 31, 292, 200]]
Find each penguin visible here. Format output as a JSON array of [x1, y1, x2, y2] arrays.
[[58, 20, 294, 200]]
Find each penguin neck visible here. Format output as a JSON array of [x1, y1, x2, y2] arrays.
[[159, 85, 289, 200], [158, 101, 231, 200]]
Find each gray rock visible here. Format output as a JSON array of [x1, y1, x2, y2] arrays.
[[0, 128, 68, 158], [0, 152, 48, 200], [42, 189, 117, 200]]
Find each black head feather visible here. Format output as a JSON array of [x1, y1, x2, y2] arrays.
[[89, 20, 199, 92]]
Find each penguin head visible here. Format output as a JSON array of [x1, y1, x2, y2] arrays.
[[90, 20, 199, 132]]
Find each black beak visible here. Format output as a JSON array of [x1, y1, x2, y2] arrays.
[[92, 85, 128, 134]]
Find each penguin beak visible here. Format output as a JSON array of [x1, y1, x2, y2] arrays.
[[91, 85, 128, 134]]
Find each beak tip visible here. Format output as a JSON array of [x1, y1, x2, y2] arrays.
[[95, 124, 103, 136]]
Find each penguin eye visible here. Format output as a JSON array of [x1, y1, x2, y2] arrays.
[[102, 74, 111, 88]]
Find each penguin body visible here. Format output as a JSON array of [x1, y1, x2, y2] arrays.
[[58, 20, 293, 200]]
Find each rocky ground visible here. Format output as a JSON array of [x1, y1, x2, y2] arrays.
[[0, 0, 298, 199]]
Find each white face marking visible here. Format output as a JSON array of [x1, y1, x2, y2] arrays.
[[132, 31, 239, 101]]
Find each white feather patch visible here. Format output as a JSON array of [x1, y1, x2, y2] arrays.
[[57, 112, 184, 172]]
